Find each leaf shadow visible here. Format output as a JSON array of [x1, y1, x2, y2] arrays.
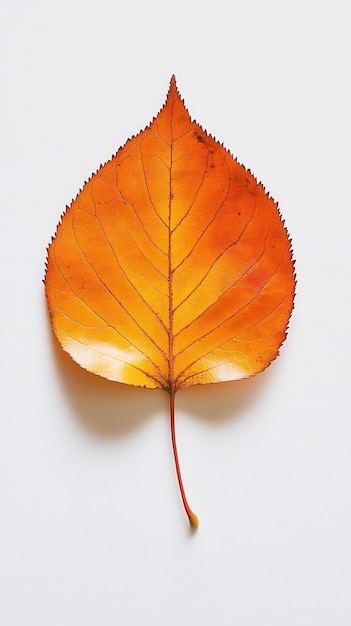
[[176, 370, 272, 426], [47, 301, 274, 439], [49, 330, 166, 439]]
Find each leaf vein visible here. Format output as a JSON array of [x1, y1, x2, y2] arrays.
[[173, 191, 259, 320], [114, 167, 167, 257], [59, 328, 163, 387], [176, 295, 287, 386], [51, 246, 167, 385]]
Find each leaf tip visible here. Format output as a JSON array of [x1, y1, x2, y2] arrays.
[[168, 74, 180, 98]]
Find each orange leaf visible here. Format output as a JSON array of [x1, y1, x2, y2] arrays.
[[45, 77, 295, 526]]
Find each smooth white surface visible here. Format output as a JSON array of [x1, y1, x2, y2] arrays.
[[1, 1, 350, 624]]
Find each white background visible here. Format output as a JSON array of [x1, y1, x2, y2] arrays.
[[1, 1, 351, 624]]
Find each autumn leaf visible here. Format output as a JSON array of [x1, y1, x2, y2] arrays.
[[45, 76, 295, 526]]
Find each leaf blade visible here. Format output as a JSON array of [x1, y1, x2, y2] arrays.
[[45, 77, 295, 391]]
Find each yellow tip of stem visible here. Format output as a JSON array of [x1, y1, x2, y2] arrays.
[[189, 513, 199, 528]]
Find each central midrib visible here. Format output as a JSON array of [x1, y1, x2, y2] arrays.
[[168, 94, 174, 393]]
